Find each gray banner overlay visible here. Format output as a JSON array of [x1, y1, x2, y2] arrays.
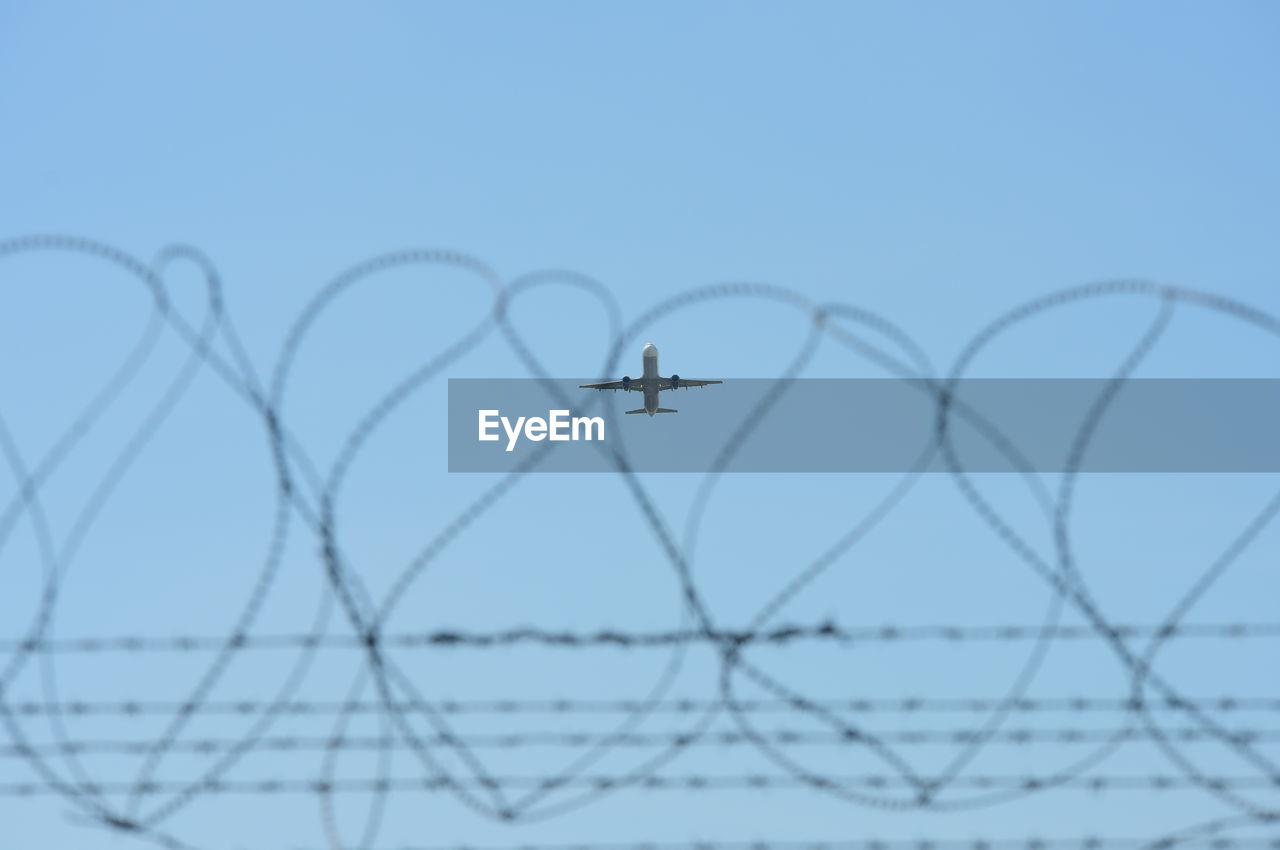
[[448, 379, 1280, 473]]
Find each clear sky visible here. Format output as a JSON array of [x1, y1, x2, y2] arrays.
[[1, 2, 1279, 849]]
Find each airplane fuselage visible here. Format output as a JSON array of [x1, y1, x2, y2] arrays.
[[640, 342, 660, 415]]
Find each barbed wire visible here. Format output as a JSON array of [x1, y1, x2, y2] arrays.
[[5, 773, 1280, 797], [7, 725, 1280, 759], [232, 841, 1280, 850], [2, 621, 1275, 653], [0, 236, 1277, 850], [6, 695, 1279, 718]]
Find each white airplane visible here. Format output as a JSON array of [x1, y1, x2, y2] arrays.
[[579, 343, 722, 415]]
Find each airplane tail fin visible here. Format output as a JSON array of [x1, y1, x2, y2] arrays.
[[625, 408, 646, 414], [655, 408, 678, 413]]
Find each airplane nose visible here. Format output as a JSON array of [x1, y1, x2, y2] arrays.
[[643, 343, 658, 358]]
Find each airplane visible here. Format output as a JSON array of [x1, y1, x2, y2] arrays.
[[579, 343, 722, 415]]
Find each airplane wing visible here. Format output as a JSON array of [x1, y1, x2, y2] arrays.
[[657, 378, 723, 391], [578, 380, 640, 391]]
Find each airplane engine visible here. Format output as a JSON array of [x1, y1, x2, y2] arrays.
[[621, 375, 631, 391], [670, 374, 680, 389]]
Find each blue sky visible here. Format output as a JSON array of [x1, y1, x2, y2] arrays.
[[1, 2, 1279, 848]]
